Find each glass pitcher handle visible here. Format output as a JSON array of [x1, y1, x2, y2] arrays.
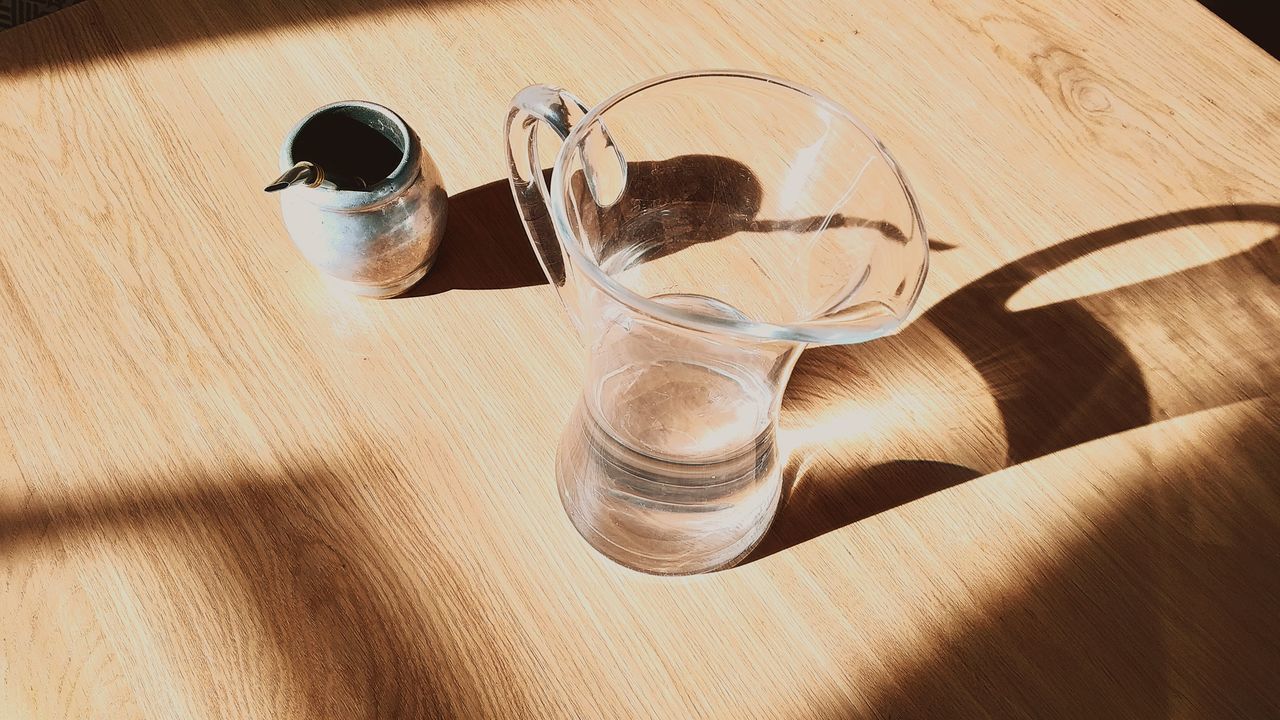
[[505, 86, 586, 300], [505, 85, 626, 330]]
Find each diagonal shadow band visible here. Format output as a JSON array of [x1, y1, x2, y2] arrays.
[[0, 465, 520, 719], [800, 398, 1280, 718], [0, 0, 482, 76], [750, 203, 1280, 561]]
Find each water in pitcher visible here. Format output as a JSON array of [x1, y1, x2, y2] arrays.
[[558, 288, 787, 574]]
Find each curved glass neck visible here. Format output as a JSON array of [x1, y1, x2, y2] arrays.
[[549, 71, 929, 346], [580, 285, 804, 464]]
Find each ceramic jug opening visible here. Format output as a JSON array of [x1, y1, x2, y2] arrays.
[[288, 102, 408, 190]]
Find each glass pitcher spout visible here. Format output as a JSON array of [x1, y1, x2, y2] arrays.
[[505, 71, 929, 574]]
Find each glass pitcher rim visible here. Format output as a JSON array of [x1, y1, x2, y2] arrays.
[[548, 69, 929, 345]]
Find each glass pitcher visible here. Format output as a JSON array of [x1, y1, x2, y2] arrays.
[[505, 71, 929, 574]]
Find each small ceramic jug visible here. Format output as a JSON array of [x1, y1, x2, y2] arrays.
[[268, 101, 447, 298]]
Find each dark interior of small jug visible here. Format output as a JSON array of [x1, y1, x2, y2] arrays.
[[290, 105, 405, 189]]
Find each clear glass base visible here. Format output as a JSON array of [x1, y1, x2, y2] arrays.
[[557, 401, 782, 575]]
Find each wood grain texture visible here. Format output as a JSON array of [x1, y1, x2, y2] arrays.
[[1, 0, 1278, 717]]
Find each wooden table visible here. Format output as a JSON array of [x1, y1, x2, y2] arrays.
[[2, 0, 1277, 717]]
